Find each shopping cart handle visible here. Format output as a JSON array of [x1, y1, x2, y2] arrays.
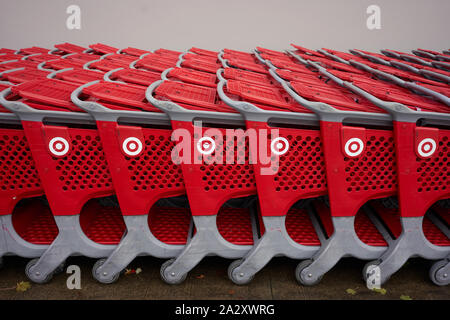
[[21, 53, 40, 61], [418, 69, 450, 84], [252, 50, 266, 64], [411, 49, 434, 60], [176, 52, 187, 68], [217, 52, 230, 68], [145, 80, 187, 114], [0, 67, 25, 77], [0, 87, 91, 122], [103, 68, 127, 83], [341, 81, 412, 115], [47, 68, 74, 79], [160, 68, 174, 80], [37, 61, 54, 71], [71, 81, 112, 113], [389, 60, 419, 73], [318, 49, 350, 65], [83, 58, 101, 70], [400, 54, 433, 67], [216, 77, 260, 114], [268, 68, 335, 115], [349, 60, 404, 85], [403, 82, 450, 106]]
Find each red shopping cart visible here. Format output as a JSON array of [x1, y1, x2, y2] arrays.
[[0, 78, 126, 283], [262, 49, 399, 285], [146, 78, 258, 284], [70, 80, 193, 283]]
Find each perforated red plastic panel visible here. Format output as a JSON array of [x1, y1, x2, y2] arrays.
[[344, 132, 397, 193], [80, 201, 125, 245], [275, 133, 327, 193], [12, 200, 58, 245], [199, 135, 255, 193], [19, 47, 50, 55], [217, 208, 254, 245], [416, 135, 449, 193], [136, 56, 176, 72], [355, 210, 388, 246], [423, 216, 450, 246], [148, 206, 191, 245], [126, 131, 183, 192], [0, 129, 43, 214], [285, 208, 320, 246], [55, 131, 112, 192], [0, 60, 39, 71]]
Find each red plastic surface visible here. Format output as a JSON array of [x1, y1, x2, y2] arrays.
[[217, 208, 254, 245], [148, 206, 191, 245], [395, 122, 449, 217], [89, 43, 119, 54], [80, 200, 125, 245], [168, 67, 217, 88], [54, 43, 87, 54], [96, 123, 185, 215], [120, 47, 151, 57], [22, 122, 114, 216], [19, 47, 49, 55], [11, 79, 81, 111], [12, 200, 58, 244], [155, 80, 235, 112], [111, 68, 161, 86], [189, 47, 218, 57], [321, 122, 397, 217], [0, 129, 43, 215], [2, 68, 49, 84], [54, 69, 104, 84], [286, 208, 321, 246]]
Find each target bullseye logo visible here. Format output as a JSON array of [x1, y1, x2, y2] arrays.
[[344, 138, 364, 157], [122, 137, 143, 156], [417, 138, 436, 158], [49, 137, 69, 156], [197, 137, 216, 155], [271, 137, 289, 155]]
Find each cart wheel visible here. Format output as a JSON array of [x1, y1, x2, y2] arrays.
[[228, 259, 254, 285], [429, 260, 449, 286], [160, 259, 187, 285], [54, 261, 66, 275], [295, 259, 322, 286], [92, 259, 120, 284], [25, 258, 53, 284], [362, 260, 380, 281]]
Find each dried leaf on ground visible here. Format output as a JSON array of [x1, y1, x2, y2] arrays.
[[135, 268, 142, 274], [400, 295, 413, 300], [346, 288, 357, 295], [16, 281, 31, 292], [372, 287, 387, 295]]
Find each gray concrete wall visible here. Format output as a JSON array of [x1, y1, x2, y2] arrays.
[[0, 0, 448, 52]]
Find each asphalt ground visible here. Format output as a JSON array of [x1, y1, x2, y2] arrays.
[[0, 255, 448, 300]]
